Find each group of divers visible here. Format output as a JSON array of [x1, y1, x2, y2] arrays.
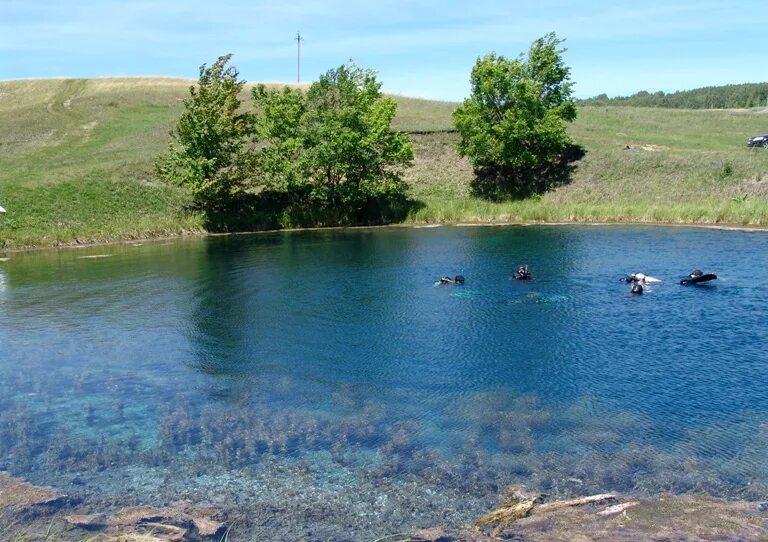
[[438, 265, 717, 294], [437, 264, 532, 286]]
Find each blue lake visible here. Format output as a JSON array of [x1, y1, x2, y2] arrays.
[[1, 225, 767, 540]]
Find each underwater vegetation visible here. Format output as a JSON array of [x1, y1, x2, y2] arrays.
[[1, 367, 768, 541]]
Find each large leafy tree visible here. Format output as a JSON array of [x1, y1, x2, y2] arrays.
[[453, 33, 579, 199], [156, 54, 254, 211], [252, 63, 413, 223], [251, 85, 307, 202]]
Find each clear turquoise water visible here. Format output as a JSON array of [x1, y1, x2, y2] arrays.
[[1, 226, 767, 540]]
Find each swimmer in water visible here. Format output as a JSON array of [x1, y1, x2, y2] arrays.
[[680, 269, 717, 285], [438, 275, 465, 285], [621, 272, 661, 284], [513, 265, 531, 280]]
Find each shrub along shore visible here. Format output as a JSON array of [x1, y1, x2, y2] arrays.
[[1, 77, 767, 250]]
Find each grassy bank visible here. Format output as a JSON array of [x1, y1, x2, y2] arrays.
[[0, 78, 202, 248], [1, 78, 767, 248], [402, 108, 768, 225]]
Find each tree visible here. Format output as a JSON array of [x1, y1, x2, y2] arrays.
[[453, 33, 579, 199], [251, 85, 308, 203], [252, 62, 413, 224], [156, 54, 254, 211]]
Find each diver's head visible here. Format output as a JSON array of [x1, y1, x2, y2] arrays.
[[454, 275, 465, 284], [631, 283, 643, 295]]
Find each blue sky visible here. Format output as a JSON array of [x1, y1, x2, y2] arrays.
[[1, 0, 766, 101]]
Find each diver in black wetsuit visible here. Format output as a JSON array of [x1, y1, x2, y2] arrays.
[[513, 265, 531, 280], [680, 269, 717, 285], [439, 275, 465, 285]]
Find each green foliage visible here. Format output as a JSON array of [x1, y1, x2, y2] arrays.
[[155, 55, 254, 211], [251, 85, 307, 199], [453, 33, 579, 199], [303, 64, 414, 211], [579, 82, 768, 109], [252, 62, 414, 224]]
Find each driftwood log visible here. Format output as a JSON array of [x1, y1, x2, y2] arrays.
[[474, 485, 617, 537]]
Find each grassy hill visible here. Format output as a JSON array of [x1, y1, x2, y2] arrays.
[[1, 77, 767, 249]]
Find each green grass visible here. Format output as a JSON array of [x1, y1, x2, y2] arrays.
[[1, 77, 767, 249], [0, 78, 203, 248], [565, 108, 768, 214], [402, 106, 768, 225]]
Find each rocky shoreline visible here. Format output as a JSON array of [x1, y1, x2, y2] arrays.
[[3, 472, 767, 541]]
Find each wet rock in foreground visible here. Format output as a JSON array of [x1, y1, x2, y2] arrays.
[[421, 492, 768, 541], [3, 471, 768, 540], [0, 472, 225, 542]]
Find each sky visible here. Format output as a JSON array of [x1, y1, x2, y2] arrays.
[[1, 0, 766, 101]]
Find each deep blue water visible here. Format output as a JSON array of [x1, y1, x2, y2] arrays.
[[1, 225, 767, 540]]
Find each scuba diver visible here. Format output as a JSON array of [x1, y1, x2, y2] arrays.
[[438, 275, 465, 285], [630, 282, 644, 295], [620, 272, 661, 284], [680, 269, 717, 285], [513, 265, 531, 280]]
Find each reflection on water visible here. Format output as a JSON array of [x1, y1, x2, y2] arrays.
[[0, 226, 768, 540]]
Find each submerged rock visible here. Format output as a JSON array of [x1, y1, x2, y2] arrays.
[[105, 533, 180, 542], [64, 513, 108, 529], [410, 527, 453, 541], [191, 515, 226, 537], [109, 505, 174, 526], [0, 471, 67, 510], [23, 496, 225, 541], [122, 522, 186, 542], [99, 503, 224, 541]]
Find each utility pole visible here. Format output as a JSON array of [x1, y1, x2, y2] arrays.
[[295, 31, 304, 84]]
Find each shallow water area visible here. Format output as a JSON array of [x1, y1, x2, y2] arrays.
[[1, 225, 767, 540]]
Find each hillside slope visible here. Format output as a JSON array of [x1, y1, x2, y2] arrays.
[[0, 78, 767, 248]]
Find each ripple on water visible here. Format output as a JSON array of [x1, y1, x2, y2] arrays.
[[1, 227, 768, 538]]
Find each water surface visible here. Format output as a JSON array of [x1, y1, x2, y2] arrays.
[[1, 226, 767, 540]]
